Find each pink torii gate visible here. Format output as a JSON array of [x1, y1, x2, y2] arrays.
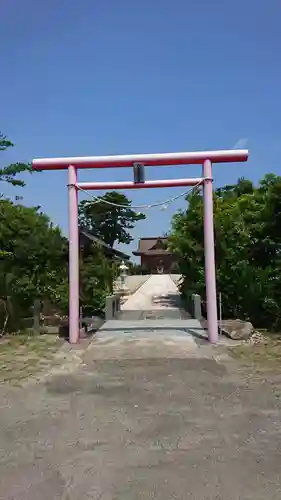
[[32, 149, 248, 345]]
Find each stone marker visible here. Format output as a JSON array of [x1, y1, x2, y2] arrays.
[[220, 319, 254, 340]]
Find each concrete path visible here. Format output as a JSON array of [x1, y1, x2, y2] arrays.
[[94, 318, 206, 358], [110, 274, 203, 350], [122, 274, 181, 312]]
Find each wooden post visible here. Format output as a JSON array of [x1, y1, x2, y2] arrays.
[[33, 299, 41, 334]]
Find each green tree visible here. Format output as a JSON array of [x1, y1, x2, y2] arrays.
[[0, 133, 32, 188], [169, 174, 281, 330], [79, 191, 146, 247], [80, 242, 118, 316], [0, 199, 68, 331]]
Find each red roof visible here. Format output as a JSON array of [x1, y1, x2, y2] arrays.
[[133, 237, 172, 256]]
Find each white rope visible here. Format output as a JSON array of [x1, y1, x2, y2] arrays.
[[76, 181, 202, 211]]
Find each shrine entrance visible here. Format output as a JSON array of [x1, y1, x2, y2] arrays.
[[32, 148, 248, 344]]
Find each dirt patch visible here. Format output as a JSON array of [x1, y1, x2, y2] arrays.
[[0, 334, 63, 385], [229, 335, 281, 368]]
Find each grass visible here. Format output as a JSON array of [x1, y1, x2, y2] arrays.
[[0, 334, 63, 384], [229, 335, 281, 368]]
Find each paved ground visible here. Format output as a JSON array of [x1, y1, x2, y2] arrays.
[[122, 274, 181, 311], [95, 319, 207, 359], [88, 273, 206, 364], [1, 276, 281, 498], [119, 274, 189, 321]]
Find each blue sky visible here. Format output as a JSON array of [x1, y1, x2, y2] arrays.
[[1, 0, 281, 257]]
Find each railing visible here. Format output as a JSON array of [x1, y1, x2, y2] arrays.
[[189, 292, 223, 334], [191, 293, 202, 320]]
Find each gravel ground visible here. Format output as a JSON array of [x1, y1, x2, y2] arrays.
[[0, 341, 281, 499], [1, 276, 281, 499]]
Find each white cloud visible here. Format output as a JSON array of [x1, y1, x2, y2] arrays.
[[231, 138, 249, 149]]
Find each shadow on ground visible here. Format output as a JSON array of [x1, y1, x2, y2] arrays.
[[150, 293, 184, 307]]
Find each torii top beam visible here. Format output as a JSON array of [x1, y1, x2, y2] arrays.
[[32, 149, 249, 171]]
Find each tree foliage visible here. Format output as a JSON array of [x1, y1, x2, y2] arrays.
[[0, 198, 120, 332], [79, 191, 146, 247], [169, 175, 281, 330], [0, 199, 69, 331], [79, 238, 118, 317], [0, 134, 125, 333], [0, 132, 32, 188]]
